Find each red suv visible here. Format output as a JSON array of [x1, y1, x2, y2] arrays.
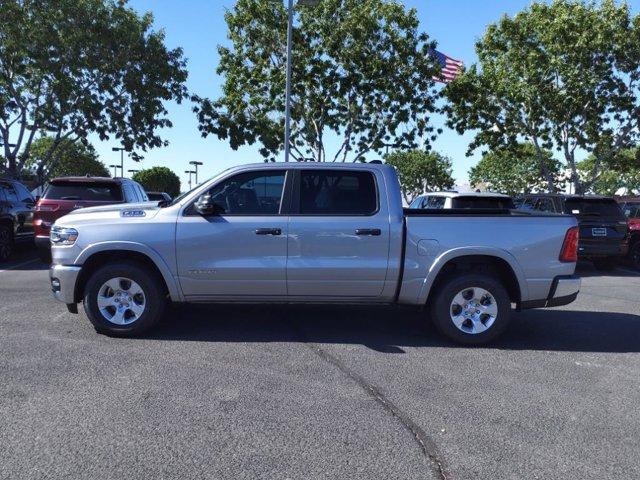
[[34, 176, 148, 261], [617, 196, 640, 270]]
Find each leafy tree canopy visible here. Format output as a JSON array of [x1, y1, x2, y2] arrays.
[[194, 0, 441, 163], [132, 166, 181, 198], [385, 150, 454, 203], [445, 0, 640, 194], [25, 137, 108, 181], [577, 148, 640, 195], [469, 143, 564, 196], [0, 0, 189, 179]]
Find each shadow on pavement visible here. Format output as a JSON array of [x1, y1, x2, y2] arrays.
[[147, 303, 640, 354], [575, 261, 640, 278], [0, 244, 47, 271]]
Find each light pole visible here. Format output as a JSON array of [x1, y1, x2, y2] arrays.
[[128, 169, 140, 177], [109, 164, 119, 177], [185, 170, 196, 190], [189, 161, 203, 184], [112, 146, 126, 176], [283, 0, 320, 162]]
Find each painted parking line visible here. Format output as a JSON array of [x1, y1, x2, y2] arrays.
[[0, 258, 39, 274]]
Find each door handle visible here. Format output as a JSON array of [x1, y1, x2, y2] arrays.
[[355, 228, 381, 236], [255, 228, 282, 236]]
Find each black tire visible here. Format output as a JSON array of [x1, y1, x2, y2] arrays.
[[0, 224, 13, 262], [429, 273, 512, 345], [629, 242, 640, 271], [83, 262, 167, 337], [593, 257, 618, 272]]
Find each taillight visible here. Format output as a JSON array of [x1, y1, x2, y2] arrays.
[[559, 226, 579, 262]]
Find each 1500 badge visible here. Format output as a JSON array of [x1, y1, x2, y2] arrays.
[[121, 210, 146, 217]]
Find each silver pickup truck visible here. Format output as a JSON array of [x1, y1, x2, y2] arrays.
[[49, 162, 580, 344]]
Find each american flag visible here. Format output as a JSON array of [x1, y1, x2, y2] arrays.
[[431, 49, 464, 83]]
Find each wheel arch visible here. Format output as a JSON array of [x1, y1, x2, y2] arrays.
[[73, 242, 183, 303], [419, 249, 527, 307]]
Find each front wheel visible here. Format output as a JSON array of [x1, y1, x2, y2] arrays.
[[83, 262, 167, 337], [429, 273, 512, 345]]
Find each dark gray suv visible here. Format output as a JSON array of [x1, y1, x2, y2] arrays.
[[0, 178, 35, 261], [515, 194, 629, 271]]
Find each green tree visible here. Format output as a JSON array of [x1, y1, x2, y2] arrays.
[[25, 137, 108, 182], [444, 0, 640, 194], [385, 150, 454, 204], [132, 167, 180, 198], [0, 0, 188, 179], [469, 144, 564, 196], [577, 149, 640, 195], [194, 0, 441, 163]]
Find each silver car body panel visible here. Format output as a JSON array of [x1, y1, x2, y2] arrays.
[[50, 162, 579, 307]]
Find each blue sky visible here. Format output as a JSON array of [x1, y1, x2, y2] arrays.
[[87, 0, 626, 189]]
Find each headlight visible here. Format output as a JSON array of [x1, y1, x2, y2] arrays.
[[50, 226, 78, 246]]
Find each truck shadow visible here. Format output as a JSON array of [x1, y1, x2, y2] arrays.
[[148, 304, 640, 353]]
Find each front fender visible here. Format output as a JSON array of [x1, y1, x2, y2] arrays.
[[416, 246, 529, 305], [75, 241, 184, 302]]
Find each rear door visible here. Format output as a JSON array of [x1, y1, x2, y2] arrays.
[[286, 168, 390, 298], [8, 182, 34, 237]]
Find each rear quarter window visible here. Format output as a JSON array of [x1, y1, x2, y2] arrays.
[[43, 183, 123, 201]]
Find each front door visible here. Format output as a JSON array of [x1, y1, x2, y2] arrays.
[[176, 170, 289, 298], [286, 169, 391, 298]]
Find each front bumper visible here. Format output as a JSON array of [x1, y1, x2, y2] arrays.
[[520, 275, 581, 310], [49, 264, 81, 305]]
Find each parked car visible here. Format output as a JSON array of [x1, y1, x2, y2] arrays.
[[146, 191, 172, 203], [48, 162, 580, 344], [616, 196, 640, 270], [0, 178, 36, 262], [34, 176, 148, 261], [515, 194, 629, 271], [409, 191, 515, 209]]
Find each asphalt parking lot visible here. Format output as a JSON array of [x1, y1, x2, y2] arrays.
[[1, 250, 639, 480]]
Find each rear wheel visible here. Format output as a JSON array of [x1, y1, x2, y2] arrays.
[[83, 262, 167, 337], [593, 257, 618, 272], [0, 225, 13, 262], [429, 273, 512, 345]]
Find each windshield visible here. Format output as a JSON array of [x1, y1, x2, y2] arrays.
[[563, 198, 625, 219], [43, 183, 123, 202], [452, 196, 515, 209]]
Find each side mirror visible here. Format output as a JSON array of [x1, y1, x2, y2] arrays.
[[194, 194, 225, 216]]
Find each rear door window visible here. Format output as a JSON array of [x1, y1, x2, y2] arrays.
[[299, 170, 377, 215], [563, 198, 625, 220], [13, 183, 33, 203], [43, 183, 123, 201], [1, 183, 19, 203]]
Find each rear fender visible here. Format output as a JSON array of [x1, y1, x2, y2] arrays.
[[416, 247, 529, 304]]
